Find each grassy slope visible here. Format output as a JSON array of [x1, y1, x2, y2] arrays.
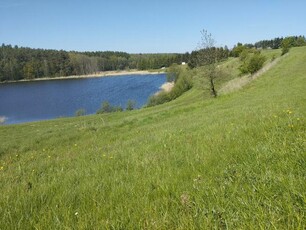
[[0, 47, 305, 229]]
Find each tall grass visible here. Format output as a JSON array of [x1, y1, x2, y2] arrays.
[[0, 47, 305, 229]]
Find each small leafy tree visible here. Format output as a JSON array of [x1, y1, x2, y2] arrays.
[[281, 38, 291, 55], [126, 99, 136, 111], [113, 106, 123, 112], [96, 101, 124, 114], [147, 91, 170, 107], [196, 30, 218, 97], [239, 49, 249, 62], [239, 52, 266, 74], [97, 101, 112, 114], [75, 108, 86, 116], [166, 64, 181, 82], [231, 43, 247, 57], [295, 36, 306, 46], [247, 53, 266, 74]]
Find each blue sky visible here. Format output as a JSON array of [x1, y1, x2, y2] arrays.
[[0, 0, 305, 53]]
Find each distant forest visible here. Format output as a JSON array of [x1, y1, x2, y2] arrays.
[[1, 35, 305, 82], [0, 45, 190, 81], [249, 35, 306, 49]]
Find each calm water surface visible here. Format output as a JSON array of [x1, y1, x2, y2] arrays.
[[0, 74, 166, 124]]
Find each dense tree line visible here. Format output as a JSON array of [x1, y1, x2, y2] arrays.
[[230, 35, 306, 58], [232, 35, 306, 51], [84, 51, 190, 70], [188, 46, 230, 69], [0, 44, 190, 82], [254, 36, 306, 49]]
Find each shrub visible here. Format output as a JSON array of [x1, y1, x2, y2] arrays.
[[97, 101, 113, 113], [239, 52, 266, 74], [113, 106, 123, 112], [169, 73, 192, 99], [96, 101, 124, 114], [281, 37, 293, 55], [147, 70, 193, 107], [247, 53, 266, 74], [100, 101, 112, 113], [231, 43, 247, 57], [75, 108, 86, 116], [166, 64, 181, 82], [239, 49, 249, 62], [126, 100, 136, 111], [147, 91, 171, 107]]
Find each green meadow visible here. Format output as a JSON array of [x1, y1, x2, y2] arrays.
[[0, 47, 305, 229]]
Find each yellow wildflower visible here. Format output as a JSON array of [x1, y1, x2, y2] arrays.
[[286, 109, 292, 114]]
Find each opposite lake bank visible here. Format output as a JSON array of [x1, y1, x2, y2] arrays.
[[0, 69, 165, 84]]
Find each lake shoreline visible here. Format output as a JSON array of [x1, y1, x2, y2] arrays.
[[0, 69, 165, 84], [155, 82, 174, 95], [0, 73, 167, 124]]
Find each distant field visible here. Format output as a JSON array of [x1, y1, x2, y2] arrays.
[[0, 47, 305, 229]]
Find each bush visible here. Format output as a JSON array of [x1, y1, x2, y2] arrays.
[[239, 52, 266, 74], [281, 37, 293, 55], [239, 49, 249, 62], [126, 100, 136, 111], [147, 91, 171, 107], [75, 108, 86, 116], [166, 64, 181, 82], [96, 101, 123, 114], [281, 46, 289, 55], [231, 43, 247, 57], [147, 70, 193, 107], [113, 106, 123, 112], [96, 100, 137, 114], [169, 73, 192, 99], [248, 53, 266, 74], [98, 101, 112, 113]]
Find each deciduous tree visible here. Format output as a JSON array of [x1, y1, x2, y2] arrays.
[[196, 30, 218, 97]]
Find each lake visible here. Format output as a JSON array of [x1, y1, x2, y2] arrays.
[[0, 74, 166, 124]]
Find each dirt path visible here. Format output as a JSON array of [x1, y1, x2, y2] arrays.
[[219, 55, 285, 95]]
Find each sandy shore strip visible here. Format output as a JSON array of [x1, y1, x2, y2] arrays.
[[1, 70, 165, 84], [155, 82, 174, 95], [160, 82, 174, 92], [0, 116, 7, 124]]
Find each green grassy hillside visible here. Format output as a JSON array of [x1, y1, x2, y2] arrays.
[[0, 47, 305, 229]]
